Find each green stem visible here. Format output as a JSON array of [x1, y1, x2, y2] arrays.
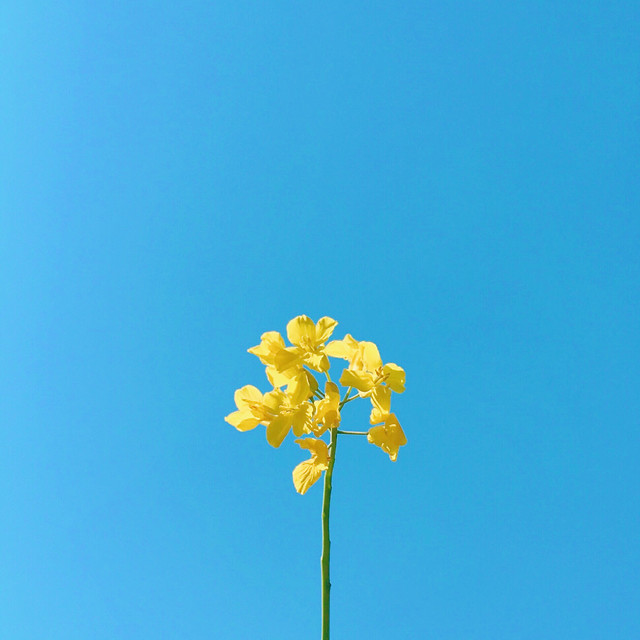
[[336, 430, 368, 436], [321, 426, 338, 640], [339, 387, 354, 409]]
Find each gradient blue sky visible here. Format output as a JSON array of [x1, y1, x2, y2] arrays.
[[2, 2, 639, 638]]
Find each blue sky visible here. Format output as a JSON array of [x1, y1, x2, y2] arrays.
[[2, 1, 639, 638]]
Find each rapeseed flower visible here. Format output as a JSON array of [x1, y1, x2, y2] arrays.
[[224, 385, 313, 448], [367, 413, 407, 461], [273, 315, 338, 374], [326, 333, 406, 395], [224, 385, 280, 432]]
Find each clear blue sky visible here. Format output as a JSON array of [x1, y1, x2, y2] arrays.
[[2, 2, 639, 638]]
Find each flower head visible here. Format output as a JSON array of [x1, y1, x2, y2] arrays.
[[227, 315, 407, 492]]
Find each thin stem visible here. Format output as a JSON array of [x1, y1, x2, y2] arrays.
[[338, 387, 354, 409], [321, 426, 338, 640], [336, 430, 369, 436]]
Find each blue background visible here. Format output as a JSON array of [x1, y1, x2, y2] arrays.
[[2, 1, 639, 638]]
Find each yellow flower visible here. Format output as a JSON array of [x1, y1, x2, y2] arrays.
[[224, 385, 276, 432], [326, 334, 406, 395], [367, 413, 407, 461], [311, 381, 341, 436], [248, 329, 319, 403], [272, 367, 318, 405], [265, 393, 313, 448], [325, 333, 381, 371], [288, 315, 338, 353], [380, 363, 406, 393], [247, 331, 286, 366], [247, 330, 296, 388], [292, 438, 329, 494], [225, 385, 312, 448], [274, 315, 338, 374]]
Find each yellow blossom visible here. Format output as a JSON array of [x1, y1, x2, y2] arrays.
[[367, 413, 407, 461], [248, 329, 319, 403], [225, 385, 312, 448], [247, 331, 286, 366], [288, 315, 338, 352], [265, 392, 313, 448], [368, 387, 408, 462], [274, 315, 338, 374], [292, 438, 329, 494], [247, 330, 298, 389], [224, 385, 277, 432], [228, 316, 407, 505], [325, 333, 382, 371], [311, 381, 341, 436], [326, 334, 406, 395]]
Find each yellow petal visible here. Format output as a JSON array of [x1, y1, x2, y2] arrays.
[[266, 413, 291, 448], [370, 386, 391, 424], [292, 437, 330, 494], [383, 363, 406, 393], [324, 382, 341, 407], [311, 422, 329, 437], [323, 409, 340, 429], [266, 365, 293, 388], [225, 410, 260, 432], [361, 341, 383, 371], [247, 331, 286, 365], [296, 437, 329, 462], [286, 315, 316, 347], [325, 334, 358, 360], [262, 388, 286, 413], [313, 383, 341, 432], [287, 371, 312, 404], [291, 404, 313, 437], [371, 385, 391, 412], [234, 385, 263, 409], [306, 370, 319, 396], [315, 317, 338, 343], [292, 459, 324, 494], [367, 413, 407, 461], [340, 369, 375, 393], [274, 346, 303, 372], [305, 352, 330, 372]]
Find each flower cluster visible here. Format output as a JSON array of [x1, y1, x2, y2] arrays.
[[225, 315, 407, 494]]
